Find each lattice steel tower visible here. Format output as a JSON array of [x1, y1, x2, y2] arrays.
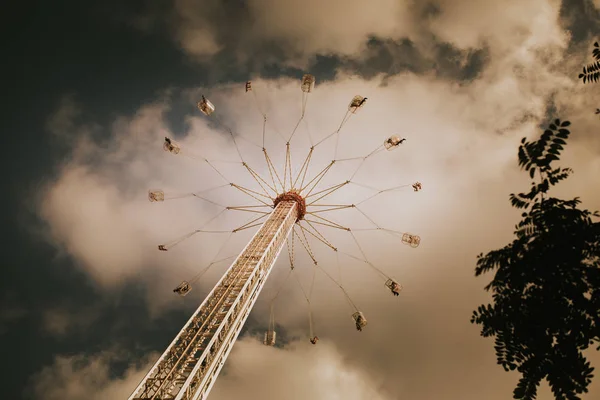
[[129, 75, 421, 400]]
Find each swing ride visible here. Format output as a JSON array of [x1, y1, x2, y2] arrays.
[[129, 74, 421, 400]]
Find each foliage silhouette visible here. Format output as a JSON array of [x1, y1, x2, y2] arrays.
[[579, 42, 600, 84], [471, 119, 600, 400]]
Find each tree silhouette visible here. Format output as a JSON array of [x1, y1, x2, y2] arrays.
[[471, 119, 600, 400], [579, 42, 600, 84]]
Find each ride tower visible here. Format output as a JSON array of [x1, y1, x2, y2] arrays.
[[129, 74, 421, 400]]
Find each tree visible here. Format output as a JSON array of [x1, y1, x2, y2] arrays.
[[471, 119, 600, 400], [578, 42, 600, 84]]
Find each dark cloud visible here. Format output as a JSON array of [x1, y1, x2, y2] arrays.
[[559, 0, 600, 43], [337, 38, 490, 83]]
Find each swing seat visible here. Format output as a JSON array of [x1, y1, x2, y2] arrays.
[[263, 330, 276, 346], [301, 74, 315, 93], [148, 189, 165, 202], [173, 281, 192, 296], [385, 279, 402, 295], [163, 137, 180, 154], [197, 96, 215, 116], [401, 233, 421, 248], [352, 311, 367, 331]]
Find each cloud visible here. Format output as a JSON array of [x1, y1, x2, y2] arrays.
[[42, 308, 72, 337], [39, 165, 148, 286], [45, 94, 81, 139], [140, 0, 579, 76], [32, 2, 600, 398], [28, 339, 388, 400], [144, 0, 416, 64], [428, 0, 566, 51], [29, 350, 158, 400], [170, 0, 222, 58], [35, 67, 600, 398], [42, 306, 103, 338], [243, 0, 413, 60], [211, 338, 390, 400]]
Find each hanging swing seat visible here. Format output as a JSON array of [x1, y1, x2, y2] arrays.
[[385, 279, 402, 296], [263, 330, 276, 346], [148, 189, 165, 202], [401, 233, 421, 248], [384, 135, 405, 150], [352, 311, 367, 331], [173, 281, 192, 296], [197, 96, 215, 116], [301, 74, 316, 93], [163, 137, 180, 154], [348, 95, 367, 113]]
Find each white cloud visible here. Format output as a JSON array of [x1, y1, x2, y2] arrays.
[[428, 0, 566, 51], [211, 338, 390, 400], [39, 166, 148, 286]]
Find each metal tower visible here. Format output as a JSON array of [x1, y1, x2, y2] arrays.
[[129, 199, 300, 400], [131, 75, 421, 400]]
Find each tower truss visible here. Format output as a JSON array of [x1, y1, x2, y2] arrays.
[[129, 201, 297, 400]]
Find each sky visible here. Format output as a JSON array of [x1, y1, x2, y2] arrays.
[[2, 0, 600, 399]]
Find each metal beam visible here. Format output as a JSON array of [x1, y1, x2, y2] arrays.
[[129, 201, 298, 400]]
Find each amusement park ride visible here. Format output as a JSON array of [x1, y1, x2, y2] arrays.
[[128, 75, 421, 400]]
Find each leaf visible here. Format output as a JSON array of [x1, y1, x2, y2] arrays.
[[556, 129, 570, 139], [529, 167, 536, 179], [560, 121, 571, 127], [549, 123, 557, 130], [510, 193, 529, 209], [541, 130, 553, 141]]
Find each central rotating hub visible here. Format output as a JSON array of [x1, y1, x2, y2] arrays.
[[273, 190, 306, 221]]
